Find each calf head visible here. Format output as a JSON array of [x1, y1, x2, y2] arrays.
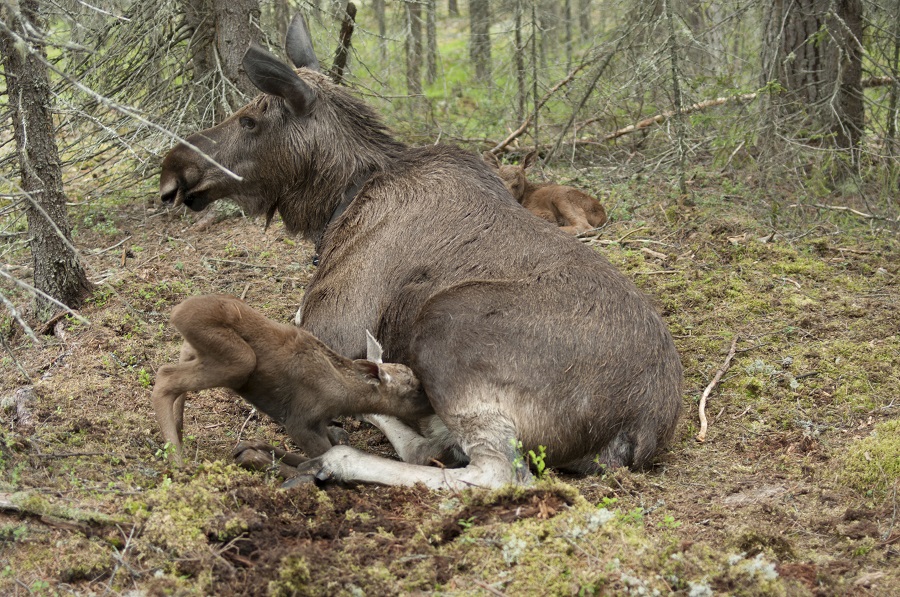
[[482, 150, 538, 203]]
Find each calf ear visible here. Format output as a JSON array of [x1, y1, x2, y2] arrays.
[[522, 150, 538, 170], [482, 151, 501, 170], [351, 359, 392, 385], [365, 330, 384, 364], [243, 43, 316, 117], [285, 13, 321, 71]]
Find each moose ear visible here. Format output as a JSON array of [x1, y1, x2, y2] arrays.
[[482, 151, 501, 170], [243, 43, 316, 117], [285, 13, 320, 71]]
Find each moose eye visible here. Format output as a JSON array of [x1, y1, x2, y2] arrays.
[[239, 116, 257, 130]]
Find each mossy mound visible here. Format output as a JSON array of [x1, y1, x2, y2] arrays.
[[840, 419, 900, 496]]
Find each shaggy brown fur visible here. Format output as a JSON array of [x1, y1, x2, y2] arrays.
[[158, 14, 682, 489]]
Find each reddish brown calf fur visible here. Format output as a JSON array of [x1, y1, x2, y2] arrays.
[[484, 150, 608, 234], [151, 295, 431, 467]]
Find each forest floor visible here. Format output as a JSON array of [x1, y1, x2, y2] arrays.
[[0, 170, 898, 596]]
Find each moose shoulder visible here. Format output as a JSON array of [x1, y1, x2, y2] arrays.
[[158, 14, 683, 490]]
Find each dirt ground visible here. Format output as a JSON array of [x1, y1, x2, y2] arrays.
[[0, 173, 898, 595]]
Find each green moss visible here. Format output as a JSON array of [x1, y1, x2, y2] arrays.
[[840, 419, 900, 496], [269, 555, 313, 597], [132, 462, 258, 556]]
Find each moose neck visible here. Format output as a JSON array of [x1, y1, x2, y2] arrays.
[[313, 167, 374, 253], [266, 78, 406, 240]]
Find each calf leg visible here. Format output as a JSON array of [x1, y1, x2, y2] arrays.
[[555, 201, 594, 234], [150, 337, 255, 464]]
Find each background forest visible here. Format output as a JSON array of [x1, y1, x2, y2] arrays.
[[0, 1, 898, 595]]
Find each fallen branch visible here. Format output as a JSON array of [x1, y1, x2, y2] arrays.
[[0, 491, 134, 533], [787, 203, 894, 221], [696, 335, 739, 443], [597, 93, 758, 143]]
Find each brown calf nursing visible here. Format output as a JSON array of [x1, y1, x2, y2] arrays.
[[483, 150, 608, 234], [157, 14, 682, 489], [151, 294, 433, 468]]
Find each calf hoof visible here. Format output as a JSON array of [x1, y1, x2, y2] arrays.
[[233, 446, 278, 473], [326, 425, 350, 446], [280, 474, 317, 489], [232, 439, 278, 459]]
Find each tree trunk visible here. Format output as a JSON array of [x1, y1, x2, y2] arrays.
[[664, 0, 687, 197], [564, 0, 573, 70], [514, 0, 527, 122], [330, 2, 357, 85], [762, 0, 864, 158], [405, 0, 423, 96], [182, 0, 261, 125], [578, 0, 591, 38], [449, 0, 459, 17], [888, 2, 900, 155], [373, 0, 387, 61], [0, 0, 93, 319], [469, 0, 491, 82], [426, 0, 438, 84], [272, 0, 291, 44]]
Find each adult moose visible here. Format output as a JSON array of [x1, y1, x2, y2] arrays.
[[158, 15, 683, 490]]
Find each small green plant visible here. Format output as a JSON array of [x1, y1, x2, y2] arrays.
[[154, 442, 177, 462], [621, 507, 645, 525], [527, 445, 548, 478], [598, 496, 618, 509], [138, 367, 152, 388], [658, 514, 682, 529], [458, 516, 475, 530]]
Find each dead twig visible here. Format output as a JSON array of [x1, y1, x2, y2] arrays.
[[787, 203, 894, 221], [0, 491, 134, 532], [696, 335, 739, 443], [471, 579, 507, 597], [34, 451, 133, 460]]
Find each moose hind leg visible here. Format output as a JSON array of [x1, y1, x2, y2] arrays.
[[297, 409, 530, 490], [363, 414, 465, 466]]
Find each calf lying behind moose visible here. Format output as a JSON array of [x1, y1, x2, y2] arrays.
[[151, 295, 435, 470], [484, 150, 608, 234], [157, 14, 682, 489]]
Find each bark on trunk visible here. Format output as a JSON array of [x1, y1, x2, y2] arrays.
[[0, 0, 93, 319], [182, 0, 261, 124], [469, 0, 491, 82], [405, 0, 423, 95], [762, 0, 864, 155], [426, 0, 438, 84]]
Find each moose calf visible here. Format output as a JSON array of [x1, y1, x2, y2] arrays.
[[484, 151, 607, 234], [151, 294, 432, 468]]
